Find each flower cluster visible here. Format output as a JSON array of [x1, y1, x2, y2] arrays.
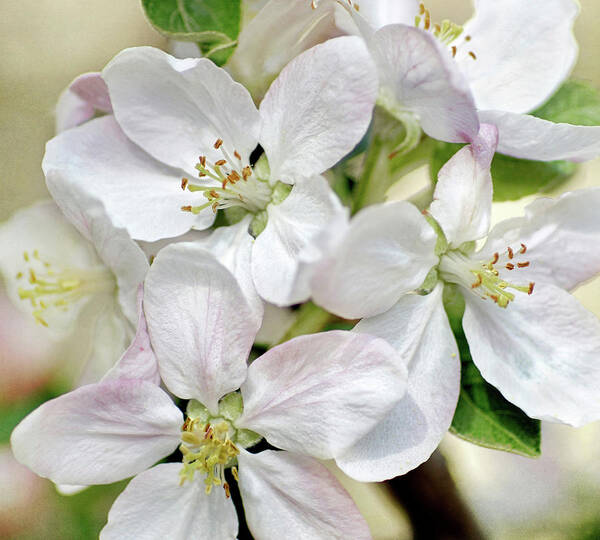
[[5, 0, 600, 538]]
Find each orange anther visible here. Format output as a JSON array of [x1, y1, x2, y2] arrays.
[[181, 178, 189, 190], [505, 263, 515, 270], [215, 159, 227, 166], [517, 261, 530, 268], [214, 139, 223, 149], [520, 243, 527, 254], [468, 51, 477, 60], [507, 247, 514, 259]]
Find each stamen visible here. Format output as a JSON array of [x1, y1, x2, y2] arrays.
[[520, 243, 527, 254], [468, 51, 477, 60], [517, 261, 530, 268], [507, 247, 514, 259], [181, 178, 188, 190], [214, 138, 223, 149]]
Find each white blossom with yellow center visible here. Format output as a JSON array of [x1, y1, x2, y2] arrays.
[[43, 37, 377, 306], [11, 248, 408, 539], [312, 124, 600, 482]]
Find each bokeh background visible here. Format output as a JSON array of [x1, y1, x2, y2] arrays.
[[1, 1, 599, 538]]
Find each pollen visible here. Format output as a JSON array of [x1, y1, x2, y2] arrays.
[[179, 418, 240, 497], [16, 250, 115, 326], [179, 136, 273, 216], [439, 244, 535, 308]]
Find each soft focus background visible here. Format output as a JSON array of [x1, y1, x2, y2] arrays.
[[1, 1, 599, 538]]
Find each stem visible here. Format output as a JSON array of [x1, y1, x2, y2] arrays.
[[276, 301, 338, 345], [386, 450, 486, 540]]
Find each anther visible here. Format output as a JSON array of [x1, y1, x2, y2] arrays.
[[215, 159, 227, 167], [181, 205, 192, 212], [492, 252, 499, 264], [471, 274, 483, 288], [468, 51, 477, 60], [233, 150, 241, 160], [199, 156, 207, 167], [505, 263, 515, 270], [465, 35, 471, 41], [451, 46, 457, 57], [214, 138, 223, 149], [528, 282, 535, 295], [520, 243, 527, 254], [242, 166, 252, 180], [181, 178, 189, 190], [517, 261, 530, 268], [507, 247, 514, 259]]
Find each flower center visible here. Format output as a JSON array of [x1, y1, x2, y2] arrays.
[[180, 138, 273, 216], [180, 418, 240, 497], [16, 250, 115, 327], [179, 393, 261, 497], [415, 2, 476, 60], [439, 245, 535, 308]]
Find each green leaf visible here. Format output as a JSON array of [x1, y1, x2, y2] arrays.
[[532, 79, 600, 126], [450, 329, 541, 457], [431, 142, 577, 202], [141, 0, 241, 65]]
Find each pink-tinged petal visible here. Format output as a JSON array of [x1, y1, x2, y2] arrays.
[[44, 115, 215, 242], [457, 0, 579, 113], [480, 189, 600, 291], [237, 331, 407, 459], [229, 0, 342, 100], [338, 285, 460, 481], [101, 463, 238, 540], [260, 36, 377, 184], [430, 124, 498, 247], [103, 285, 160, 385], [55, 88, 94, 133], [144, 244, 259, 413], [252, 175, 344, 306], [55, 72, 112, 133], [478, 110, 600, 162], [10, 379, 182, 485], [195, 216, 263, 324], [70, 72, 112, 113], [371, 24, 479, 143], [311, 201, 438, 319], [238, 450, 370, 540], [103, 47, 260, 171], [463, 283, 600, 427]]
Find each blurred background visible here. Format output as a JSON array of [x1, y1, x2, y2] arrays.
[[1, 1, 599, 538]]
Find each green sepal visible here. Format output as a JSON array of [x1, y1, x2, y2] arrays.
[[141, 0, 241, 65], [449, 327, 541, 458], [249, 209, 268, 237], [218, 392, 243, 422], [186, 399, 210, 423], [271, 182, 292, 205]]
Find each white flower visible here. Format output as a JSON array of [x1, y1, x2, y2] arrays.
[[43, 37, 377, 306], [234, 0, 600, 161], [0, 198, 148, 386], [312, 123, 600, 481], [11, 246, 407, 539]]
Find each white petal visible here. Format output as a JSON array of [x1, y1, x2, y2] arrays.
[[229, 0, 341, 100], [358, 0, 419, 29], [252, 175, 344, 306], [238, 450, 370, 540], [10, 379, 182, 485], [75, 299, 132, 387], [103, 285, 160, 385], [481, 188, 600, 291], [101, 463, 238, 540], [0, 200, 106, 338], [55, 89, 94, 133], [237, 331, 407, 459], [260, 36, 377, 183], [103, 47, 260, 170], [311, 201, 438, 319], [372, 24, 479, 143], [478, 110, 600, 162], [457, 0, 579, 113], [430, 124, 498, 247], [463, 283, 600, 427], [338, 285, 460, 481], [43, 115, 215, 242], [83, 200, 149, 325], [195, 216, 263, 323], [144, 244, 258, 413]]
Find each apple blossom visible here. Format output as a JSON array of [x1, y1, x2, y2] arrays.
[[312, 123, 600, 481], [11, 246, 408, 539], [43, 36, 376, 306], [0, 197, 148, 385]]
